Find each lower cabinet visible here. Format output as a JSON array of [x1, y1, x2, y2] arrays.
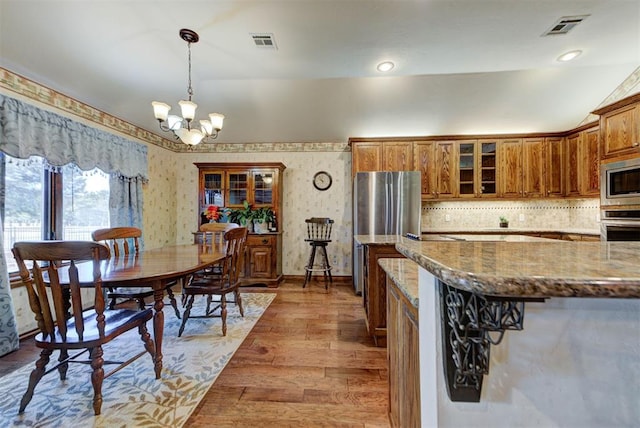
[[243, 233, 282, 287], [363, 244, 404, 347], [387, 275, 420, 428]]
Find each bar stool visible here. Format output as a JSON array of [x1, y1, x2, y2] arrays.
[[303, 217, 334, 289]]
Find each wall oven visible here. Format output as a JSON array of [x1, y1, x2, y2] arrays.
[[601, 210, 640, 241], [600, 156, 640, 241], [600, 156, 640, 207]]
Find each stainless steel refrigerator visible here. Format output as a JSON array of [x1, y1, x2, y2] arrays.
[[352, 171, 421, 294]]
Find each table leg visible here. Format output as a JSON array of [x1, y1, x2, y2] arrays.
[[152, 283, 165, 379]]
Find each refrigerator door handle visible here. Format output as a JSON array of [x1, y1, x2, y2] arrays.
[[385, 176, 392, 233]]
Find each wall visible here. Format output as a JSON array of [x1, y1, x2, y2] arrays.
[[174, 145, 353, 276], [422, 198, 600, 233], [143, 143, 180, 249]]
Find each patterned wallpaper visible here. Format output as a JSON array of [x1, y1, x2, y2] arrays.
[[175, 149, 353, 276]]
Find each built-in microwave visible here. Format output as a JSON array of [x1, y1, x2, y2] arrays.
[[600, 156, 640, 207]]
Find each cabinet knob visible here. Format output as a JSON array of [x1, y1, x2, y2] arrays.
[[262, 239, 269, 244], [633, 142, 639, 147]]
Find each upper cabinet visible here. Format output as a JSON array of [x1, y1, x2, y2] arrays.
[[383, 142, 413, 171], [565, 125, 600, 197], [544, 137, 564, 197], [593, 93, 640, 161], [351, 142, 383, 175], [498, 138, 545, 198], [350, 123, 601, 201], [433, 141, 458, 199], [351, 141, 413, 177], [413, 142, 437, 199], [195, 162, 285, 226]]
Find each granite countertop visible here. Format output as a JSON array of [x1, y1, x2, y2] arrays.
[[378, 258, 419, 308], [354, 233, 552, 245], [395, 237, 640, 298]]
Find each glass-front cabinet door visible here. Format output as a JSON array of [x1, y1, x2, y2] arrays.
[[202, 171, 224, 207], [479, 141, 497, 196], [227, 172, 249, 206], [253, 171, 274, 206], [458, 141, 475, 197]]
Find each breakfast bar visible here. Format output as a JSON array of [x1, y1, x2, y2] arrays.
[[386, 238, 640, 427]]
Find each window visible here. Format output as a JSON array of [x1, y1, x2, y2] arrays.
[[2, 154, 110, 273]]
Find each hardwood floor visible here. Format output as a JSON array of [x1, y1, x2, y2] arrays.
[[0, 280, 391, 427], [186, 281, 391, 427]]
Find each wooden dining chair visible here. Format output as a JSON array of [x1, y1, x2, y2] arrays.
[[178, 227, 248, 337], [91, 227, 181, 319], [12, 240, 155, 416]]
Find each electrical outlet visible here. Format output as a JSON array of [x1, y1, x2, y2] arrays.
[[445, 214, 451, 222], [519, 214, 525, 222]]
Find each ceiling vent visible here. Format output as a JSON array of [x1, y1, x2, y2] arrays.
[[251, 33, 278, 49], [542, 15, 589, 36]]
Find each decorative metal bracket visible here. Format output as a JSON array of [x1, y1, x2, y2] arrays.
[[438, 280, 542, 402]]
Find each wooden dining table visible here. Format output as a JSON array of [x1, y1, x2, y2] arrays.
[[71, 243, 227, 378]]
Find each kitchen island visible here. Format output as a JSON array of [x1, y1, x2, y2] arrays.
[[389, 237, 640, 427]]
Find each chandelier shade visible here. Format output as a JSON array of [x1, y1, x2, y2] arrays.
[[151, 29, 224, 146]]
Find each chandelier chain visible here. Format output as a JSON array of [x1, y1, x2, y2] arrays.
[[187, 41, 193, 101]]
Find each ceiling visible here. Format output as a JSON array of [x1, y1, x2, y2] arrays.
[[1, 0, 639, 145]]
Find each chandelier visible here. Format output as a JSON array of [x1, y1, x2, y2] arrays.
[[151, 29, 224, 146]]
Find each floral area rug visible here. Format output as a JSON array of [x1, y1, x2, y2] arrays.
[[0, 292, 275, 427]]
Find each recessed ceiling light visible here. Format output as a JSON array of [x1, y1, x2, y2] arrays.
[[557, 50, 582, 62], [377, 61, 395, 72]]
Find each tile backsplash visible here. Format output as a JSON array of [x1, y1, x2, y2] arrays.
[[422, 198, 600, 232]]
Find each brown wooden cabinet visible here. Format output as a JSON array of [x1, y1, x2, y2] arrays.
[[565, 132, 581, 196], [351, 141, 413, 177], [363, 243, 404, 347], [350, 124, 600, 201], [387, 271, 420, 428], [582, 127, 600, 196], [565, 126, 600, 197], [545, 137, 564, 197], [383, 142, 413, 171], [351, 142, 383, 176], [195, 162, 285, 287], [413, 142, 437, 199], [245, 234, 281, 284], [594, 94, 640, 161], [522, 138, 545, 198], [499, 138, 545, 198], [454, 139, 498, 199], [434, 141, 458, 199], [498, 138, 524, 198]]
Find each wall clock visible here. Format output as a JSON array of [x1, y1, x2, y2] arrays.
[[313, 171, 332, 191]]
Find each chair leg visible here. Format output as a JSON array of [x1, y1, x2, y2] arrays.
[[165, 286, 181, 319], [303, 244, 317, 288], [19, 348, 53, 413], [57, 349, 69, 380], [108, 288, 118, 310], [220, 294, 228, 336], [320, 245, 332, 289], [178, 295, 195, 337], [90, 346, 105, 415], [138, 323, 155, 360], [235, 289, 244, 317], [136, 297, 147, 311]]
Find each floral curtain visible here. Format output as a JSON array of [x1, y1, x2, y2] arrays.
[[0, 93, 148, 356]]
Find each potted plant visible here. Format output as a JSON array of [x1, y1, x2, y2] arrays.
[[252, 207, 275, 234], [228, 200, 255, 232], [499, 216, 509, 228]]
